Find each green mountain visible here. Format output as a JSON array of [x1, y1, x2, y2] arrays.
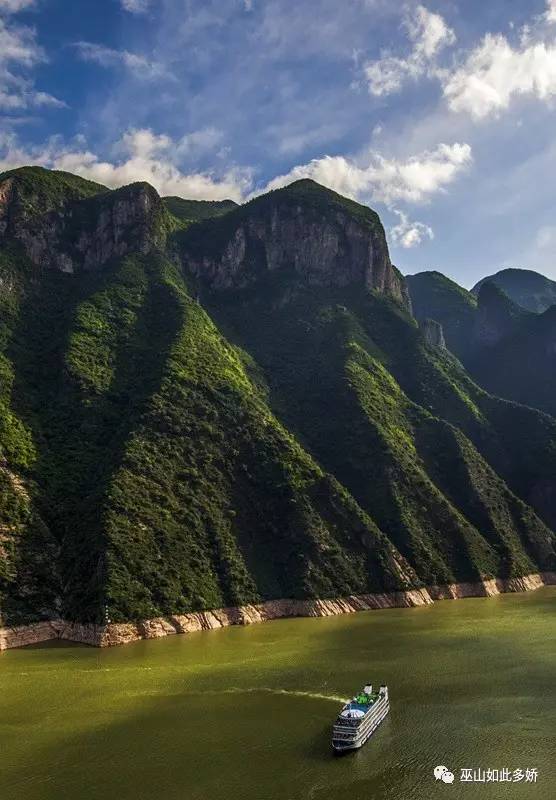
[[163, 196, 238, 225], [407, 269, 556, 418], [472, 268, 556, 313], [471, 302, 556, 418], [405, 271, 477, 360], [1, 168, 555, 628]]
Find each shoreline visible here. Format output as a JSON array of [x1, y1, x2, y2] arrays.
[[2, 571, 555, 652]]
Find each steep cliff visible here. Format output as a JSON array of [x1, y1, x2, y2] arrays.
[[406, 270, 477, 360], [179, 179, 409, 306], [419, 318, 446, 348], [0, 167, 170, 274], [0, 168, 555, 633]]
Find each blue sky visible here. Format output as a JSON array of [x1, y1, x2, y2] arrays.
[[2, 0, 556, 286]]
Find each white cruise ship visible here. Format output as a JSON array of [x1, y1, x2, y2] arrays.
[[331, 684, 389, 752]]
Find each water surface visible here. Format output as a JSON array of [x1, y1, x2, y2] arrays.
[[1, 589, 555, 800]]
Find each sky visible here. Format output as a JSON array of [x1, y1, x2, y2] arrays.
[[2, 0, 556, 287]]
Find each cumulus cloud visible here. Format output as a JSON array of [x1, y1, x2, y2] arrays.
[[121, 0, 150, 14], [364, 4, 455, 96], [407, 4, 456, 60], [0, 128, 252, 201], [363, 1, 556, 120], [390, 209, 433, 248], [262, 142, 472, 205], [443, 33, 556, 118], [73, 42, 166, 80]]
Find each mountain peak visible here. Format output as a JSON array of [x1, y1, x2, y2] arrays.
[[472, 267, 556, 313], [178, 178, 409, 306], [0, 168, 167, 274]]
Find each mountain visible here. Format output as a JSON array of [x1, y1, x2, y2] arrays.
[[407, 269, 556, 418], [163, 196, 238, 224], [405, 271, 477, 360], [471, 301, 556, 418], [472, 268, 556, 313], [0, 168, 555, 630], [473, 281, 532, 346]]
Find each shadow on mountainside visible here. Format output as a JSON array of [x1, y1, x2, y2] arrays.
[[6, 254, 184, 623]]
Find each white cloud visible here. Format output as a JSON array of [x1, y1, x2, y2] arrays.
[[364, 5, 455, 96], [0, 128, 251, 201], [0, 18, 64, 109], [407, 4, 455, 60], [546, 1, 556, 24], [121, 0, 150, 14], [390, 209, 433, 248], [73, 42, 166, 80], [0, 18, 41, 66], [363, 1, 556, 121], [261, 141, 472, 205], [0, 0, 35, 12], [443, 33, 556, 118]]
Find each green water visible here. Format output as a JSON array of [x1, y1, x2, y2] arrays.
[[1, 589, 555, 800]]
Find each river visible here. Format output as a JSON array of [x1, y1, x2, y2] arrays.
[[1, 588, 554, 800]]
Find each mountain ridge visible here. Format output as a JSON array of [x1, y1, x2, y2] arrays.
[[407, 268, 556, 418], [0, 167, 555, 632], [472, 267, 556, 313]]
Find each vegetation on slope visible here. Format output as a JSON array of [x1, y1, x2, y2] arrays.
[[0, 166, 106, 216], [0, 247, 60, 623], [472, 268, 556, 313], [471, 304, 556, 418], [406, 271, 477, 360], [0, 243, 410, 623], [0, 168, 555, 627], [406, 270, 556, 421], [163, 196, 237, 225], [203, 282, 555, 585]]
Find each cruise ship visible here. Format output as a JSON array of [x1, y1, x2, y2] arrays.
[[331, 684, 389, 752]]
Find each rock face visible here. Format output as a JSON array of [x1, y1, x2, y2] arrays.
[[0, 176, 165, 273], [183, 179, 410, 308], [1, 573, 554, 650], [2, 167, 556, 640], [420, 318, 446, 348], [0, 177, 14, 237]]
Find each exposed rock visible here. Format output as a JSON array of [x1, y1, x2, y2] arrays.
[[419, 318, 446, 348], [0, 179, 165, 273], [2, 572, 554, 651], [183, 181, 410, 308], [0, 177, 14, 237]]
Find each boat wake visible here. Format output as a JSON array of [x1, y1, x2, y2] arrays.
[[222, 687, 349, 704]]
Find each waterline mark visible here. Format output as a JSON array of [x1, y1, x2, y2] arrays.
[[434, 766, 538, 785]]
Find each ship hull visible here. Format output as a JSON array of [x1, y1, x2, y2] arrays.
[[331, 697, 389, 753]]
